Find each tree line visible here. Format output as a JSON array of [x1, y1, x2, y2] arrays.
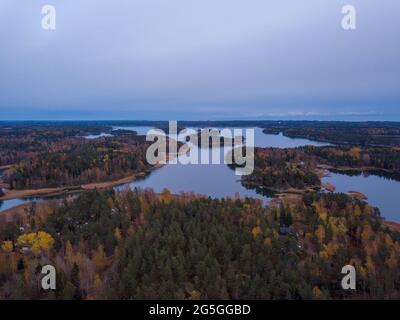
[[0, 188, 399, 299], [4, 135, 151, 189]]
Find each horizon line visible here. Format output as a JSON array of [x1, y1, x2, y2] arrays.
[[2, 119, 400, 123]]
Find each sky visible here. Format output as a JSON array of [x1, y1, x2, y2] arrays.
[[0, 0, 399, 120]]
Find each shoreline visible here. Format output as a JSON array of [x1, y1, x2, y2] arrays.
[[0, 186, 82, 201], [316, 164, 398, 175], [2, 174, 400, 228], [0, 142, 182, 204], [0, 167, 160, 202], [1, 155, 399, 227]]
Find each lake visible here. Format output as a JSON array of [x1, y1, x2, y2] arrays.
[[114, 126, 327, 202], [0, 127, 327, 211], [322, 171, 400, 222], [2, 126, 400, 222], [83, 133, 114, 139]]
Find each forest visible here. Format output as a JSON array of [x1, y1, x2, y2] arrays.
[[0, 124, 158, 190], [5, 135, 151, 189], [303, 146, 400, 172], [0, 189, 399, 299], [240, 148, 320, 192], [239, 146, 400, 194], [1, 122, 400, 300], [0, 123, 113, 166], [262, 121, 400, 147]]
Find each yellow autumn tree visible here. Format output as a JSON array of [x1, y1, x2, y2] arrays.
[[329, 217, 347, 237], [319, 210, 328, 224], [349, 147, 361, 160], [251, 226, 262, 239], [17, 233, 36, 247], [17, 231, 54, 255], [326, 242, 339, 256], [1, 240, 13, 253], [160, 188, 172, 203], [361, 223, 373, 242], [93, 244, 108, 272], [353, 204, 362, 217]]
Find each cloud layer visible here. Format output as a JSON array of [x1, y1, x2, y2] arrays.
[[0, 0, 399, 120]]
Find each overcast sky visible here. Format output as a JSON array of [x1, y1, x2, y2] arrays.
[[0, 0, 399, 120]]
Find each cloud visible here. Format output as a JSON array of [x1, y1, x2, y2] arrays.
[[0, 0, 399, 119]]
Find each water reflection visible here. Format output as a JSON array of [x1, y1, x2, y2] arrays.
[[1, 126, 399, 222], [323, 171, 400, 222], [116, 126, 328, 201]]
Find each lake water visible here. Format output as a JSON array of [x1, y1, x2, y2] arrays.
[[322, 171, 400, 222], [2, 126, 400, 222], [114, 126, 327, 202], [83, 133, 114, 139], [113, 126, 330, 148]]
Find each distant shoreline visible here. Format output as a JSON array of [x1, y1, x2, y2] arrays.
[[0, 168, 160, 202]]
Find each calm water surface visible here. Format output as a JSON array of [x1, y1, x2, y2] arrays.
[[83, 133, 114, 139], [115, 126, 328, 201], [322, 171, 400, 222], [2, 126, 400, 222]]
